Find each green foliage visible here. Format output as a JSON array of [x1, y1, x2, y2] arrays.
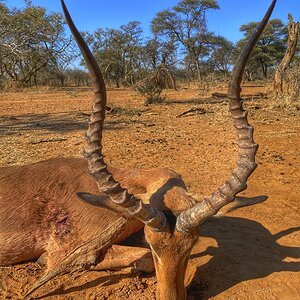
[[85, 21, 143, 87], [142, 38, 177, 70], [208, 36, 234, 77], [0, 1, 77, 88], [236, 19, 287, 80], [151, 0, 219, 82], [0, 0, 293, 92], [137, 78, 166, 105]]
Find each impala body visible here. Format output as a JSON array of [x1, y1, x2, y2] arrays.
[[0, 0, 277, 299], [0, 158, 168, 265]]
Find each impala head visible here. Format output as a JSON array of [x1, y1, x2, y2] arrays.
[[61, 0, 277, 299]]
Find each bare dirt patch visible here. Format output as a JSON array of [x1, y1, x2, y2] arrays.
[[0, 85, 299, 299]]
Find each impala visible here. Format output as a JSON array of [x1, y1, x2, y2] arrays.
[[0, 0, 277, 299]]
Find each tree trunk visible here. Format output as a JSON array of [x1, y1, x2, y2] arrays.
[[115, 78, 120, 88], [195, 59, 202, 83], [263, 65, 268, 80], [274, 14, 299, 98]]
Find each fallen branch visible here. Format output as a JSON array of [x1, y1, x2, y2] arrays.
[[176, 107, 211, 118], [211, 92, 227, 98], [30, 138, 67, 145]]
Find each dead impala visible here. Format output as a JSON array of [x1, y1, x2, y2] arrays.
[[0, 0, 277, 299]]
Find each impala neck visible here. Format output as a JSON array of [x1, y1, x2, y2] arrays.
[[153, 253, 189, 300]]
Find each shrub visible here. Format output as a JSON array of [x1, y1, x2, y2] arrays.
[[137, 79, 166, 105]]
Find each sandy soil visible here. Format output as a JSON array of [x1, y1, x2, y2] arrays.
[[0, 85, 299, 299]]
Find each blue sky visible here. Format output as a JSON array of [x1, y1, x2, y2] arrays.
[[7, 0, 300, 42]]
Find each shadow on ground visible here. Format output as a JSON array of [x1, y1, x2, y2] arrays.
[[168, 94, 266, 106], [168, 97, 227, 106], [38, 273, 128, 299], [188, 213, 300, 299], [0, 112, 145, 136]]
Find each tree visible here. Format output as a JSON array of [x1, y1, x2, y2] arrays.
[[140, 37, 178, 89], [236, 19, 287, 80], [87, 21, 143, 87], [0, 3, 11, 83], [142, 38, 177, 70], [274, 14, 299, 98], [208, 36, 234, 79], [0, 1, 77, 88], [67, 68, 90, 86], [151, 0, 219, 82]]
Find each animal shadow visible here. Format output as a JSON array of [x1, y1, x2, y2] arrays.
[[0, 112, 137, 137], [38, 272, 127, 299], [188, 215, 300, 299]]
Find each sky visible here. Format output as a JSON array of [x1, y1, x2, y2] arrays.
[[7, 0, 300, 43]]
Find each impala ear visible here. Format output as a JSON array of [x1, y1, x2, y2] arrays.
[[77, 192, 108, 206], [77, 192, 130, 217]]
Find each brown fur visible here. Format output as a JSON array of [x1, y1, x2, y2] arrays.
[[2, 1, 275, 297], [144, 225, 199, 299], [0, 156, 194, 272]]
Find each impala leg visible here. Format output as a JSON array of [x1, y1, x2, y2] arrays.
[[92, 244, 154, 273]]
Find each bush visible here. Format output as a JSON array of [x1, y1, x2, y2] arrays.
[[137, 79, 166, 105]]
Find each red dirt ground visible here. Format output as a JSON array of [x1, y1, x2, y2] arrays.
[[0, 85, 299, 299]]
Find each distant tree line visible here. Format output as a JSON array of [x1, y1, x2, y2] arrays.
[[0, 0, 80, 89], [0, 0, 298, 91]]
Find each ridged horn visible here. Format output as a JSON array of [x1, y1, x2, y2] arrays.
[[176, 0, 277, 234], [61, 0, 167, 232]]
